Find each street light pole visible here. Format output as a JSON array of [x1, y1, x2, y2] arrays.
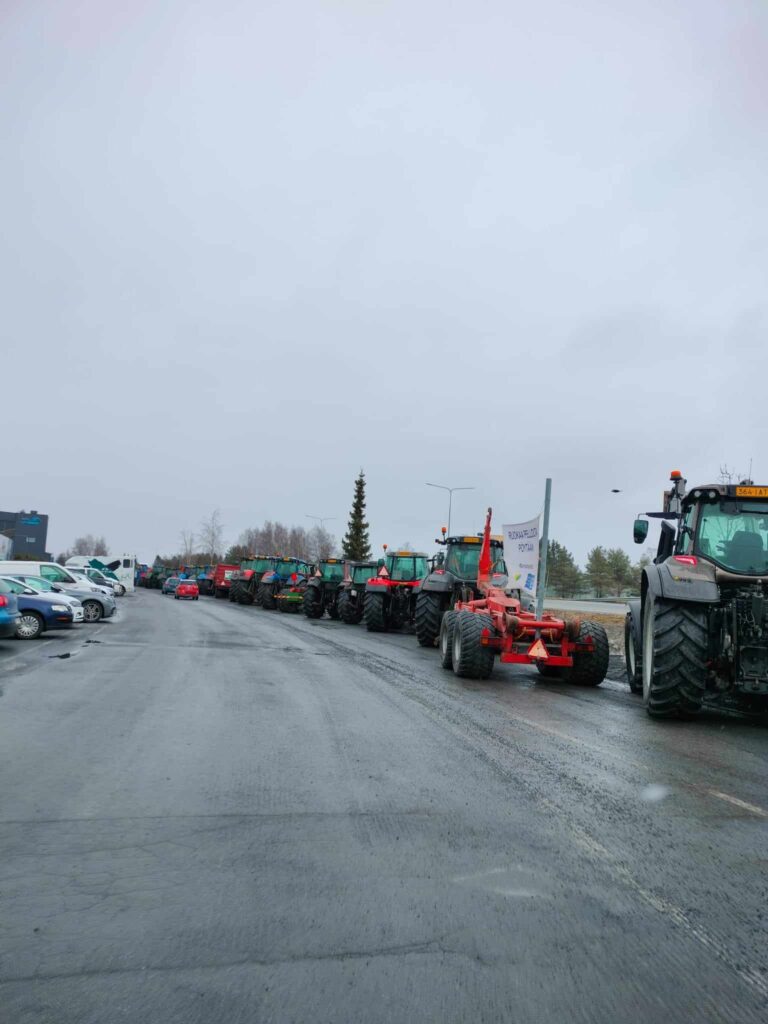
[[305, 515, 337, 531], [425, 483, 475, 536]]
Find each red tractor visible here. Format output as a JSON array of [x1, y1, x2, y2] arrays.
[[440, 509, 609, 683], [363, 547, 430, 632]]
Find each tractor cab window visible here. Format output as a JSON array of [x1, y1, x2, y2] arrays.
[[387, 556, 428, 581], [676, 504, 696, 555], [352, 565, 375, 584], [444, 544, 482, 579], [696, 501, 768, 574], [320, 562, 344, 581]]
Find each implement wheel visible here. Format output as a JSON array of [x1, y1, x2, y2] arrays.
[[625, 612, 643, 694], [643, 598, 707, 718], [364, 592, 386, 632], [303, 587, 323, 619], [415, 592, 442, 648], [439, 610, 457, 670], [452, 612, 495, 680], [569, 620, 610, 686]]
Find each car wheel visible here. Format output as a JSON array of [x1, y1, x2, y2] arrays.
[[82, 600, 103, 623], [16, 612, 44, 640]]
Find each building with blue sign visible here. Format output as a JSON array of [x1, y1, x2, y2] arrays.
[[0, 509, 51, 559]]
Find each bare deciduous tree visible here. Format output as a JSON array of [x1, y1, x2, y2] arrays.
[[199, 509, 224, 561], [308, 526, 336, 561], [70, 534, 109, 557], [179, 530, 197, 562]]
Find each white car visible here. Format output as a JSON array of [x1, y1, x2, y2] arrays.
[[66, 566, 122, 597], [3, 575, 85, 622]]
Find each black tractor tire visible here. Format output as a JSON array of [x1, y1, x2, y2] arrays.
[[260, 584, 277, 610], [277, 599, 287, 613], [625, 612, 643, 694], [327, 596, 340, 620], [643, 598, 707, 718], [439, 610, 458, 670], [228, 586, 237, 602], [239, 589, 254, 606], [452, 612, 496, 680], [303, 587, 324, 619], [569, 620, 610, 686], [338, 590, 362, 625], [415, 592, 443, 648], [364, 592, 387, 632]]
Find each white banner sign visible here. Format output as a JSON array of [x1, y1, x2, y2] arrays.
[[502, 516, 541, 596]]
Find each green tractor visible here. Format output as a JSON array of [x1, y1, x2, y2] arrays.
[[276, 564, 315, 613], [302, 558, 346, 619], [229, 556, 278, 605], [259, 557, 314, 610], [414, 529, 508, 647], [336, 561, 379, 624]]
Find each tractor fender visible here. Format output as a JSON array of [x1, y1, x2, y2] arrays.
[[643, 563, 719, 605], [419, 572, 455, 595], [626, 598, 642, 648]]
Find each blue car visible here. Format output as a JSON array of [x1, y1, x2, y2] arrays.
[[0, 577, 74, 640], [0, 579, 20, 640]]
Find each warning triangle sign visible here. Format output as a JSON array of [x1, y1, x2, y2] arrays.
[[527, 639, 549, 660]]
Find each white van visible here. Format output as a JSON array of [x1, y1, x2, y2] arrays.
[[66, 555, 136, 593], [0, 561, 105, 594]]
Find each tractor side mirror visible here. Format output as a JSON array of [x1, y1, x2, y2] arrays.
[[633, 519, 649, 544]]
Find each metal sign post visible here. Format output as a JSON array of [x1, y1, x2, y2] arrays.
[[535, 478, 552, 622]]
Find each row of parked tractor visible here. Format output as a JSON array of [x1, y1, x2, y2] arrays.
[[135, 471, 768, 720], [140, 518, 612, 688]]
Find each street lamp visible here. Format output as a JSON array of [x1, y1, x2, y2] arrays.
[[425, 483, 475, 536], [305, 514, 336, 531]]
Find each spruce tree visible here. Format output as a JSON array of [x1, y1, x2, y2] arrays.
[[342, 470, 372, 560]]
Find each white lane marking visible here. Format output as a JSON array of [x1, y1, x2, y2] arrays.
[[566, 818, 768, 1001], [708, 790, 768, 819]]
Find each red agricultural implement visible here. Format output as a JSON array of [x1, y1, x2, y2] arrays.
[[440, 508, 609, 684]]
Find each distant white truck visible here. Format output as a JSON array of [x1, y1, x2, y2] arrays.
[[65, 555, 136, 594]]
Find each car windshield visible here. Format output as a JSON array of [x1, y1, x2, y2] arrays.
[[0, 577, 26, 594], [14, 575, 54, 592], [387, 555, 428, 581], [320, 562, 344, 581], [696, 501, 768, 574]]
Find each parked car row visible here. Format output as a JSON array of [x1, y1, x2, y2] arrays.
[[0, 561, 120, 642]]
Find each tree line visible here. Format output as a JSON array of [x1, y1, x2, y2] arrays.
[[152, 471, 373, 568], [545, 540, 651, 598], [55, 534, 109, 564]]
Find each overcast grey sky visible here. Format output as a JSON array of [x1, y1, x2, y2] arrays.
[[2, 0, 766, 565]]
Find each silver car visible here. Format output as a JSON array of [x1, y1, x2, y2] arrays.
[[9, 573, 116, 623]]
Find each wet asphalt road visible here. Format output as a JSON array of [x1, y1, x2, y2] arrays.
[[2, 592, 768, 1023]]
